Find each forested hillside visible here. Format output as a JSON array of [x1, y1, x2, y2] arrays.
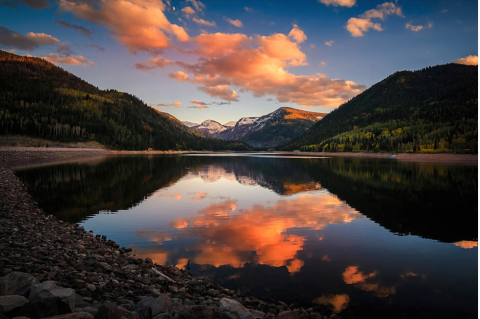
[[0, 51, 250, 151], [284, 64, 478, 153]]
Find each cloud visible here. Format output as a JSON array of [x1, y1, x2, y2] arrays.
[[244, 6, 253, 12], [169, 31, 364, 107], [313, 294, 350, 313], [181, 6, 195, 18], [318, 0, 355, 7], [346, 2, 403, 37], [346, 17, 383, 37], [193, 18, 216, 27], [405, 22, 423, 32], [186, 0, 204, 12], [56, 43, 75, 56], [288, 24, 307, 43], [41, 53, 94, 66], [453, 240, 478, 249], [155, 101, 182, 108], [190, 100, 207, 105], [0, 26, 59, 51], [55, 20, 92, 38], [168, 70, 190, 81], [188, 105, 209, 109], [405, 21, 432, 32], [58, 0, 189, 54], [0, 0, 50, 9], [225, 18, 243, 27], [191, 191, 208, 201], [86, 43, 105, 51], [452, 55, 478, 65], [324, 40, 334, 46], [440, 9, 448, 13], [199, 85, 239, 101], [343, 266, 396, 298], [135, 56, 173, 70]]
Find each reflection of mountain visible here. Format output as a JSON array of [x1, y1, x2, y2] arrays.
[[16, 156, 189, 223]]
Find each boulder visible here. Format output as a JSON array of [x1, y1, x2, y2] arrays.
[[0, 272, 36, 296], [43, 313, 94, 319], [151, 295, 172, 317], [95, 301, 140, 319], [0, 295, 28, 313], [132, 296, 155, 319], [24, 281, 76, 318], [218, 298, 252, 319], [173, 305, 213, 319]]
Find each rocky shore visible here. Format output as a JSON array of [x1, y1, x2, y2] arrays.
[[0, 160, 332, 319]]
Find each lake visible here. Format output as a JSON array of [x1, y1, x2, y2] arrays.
[[15, 154, 478, 318]]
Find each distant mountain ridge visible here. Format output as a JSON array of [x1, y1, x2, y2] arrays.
[[0, 50, 251, 151], [190, 107, 327, 149], [284, 63, 478, 153]]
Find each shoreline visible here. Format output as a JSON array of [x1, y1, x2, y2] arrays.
[[0, 147, 476, 170], [0, 150, 332, 319]]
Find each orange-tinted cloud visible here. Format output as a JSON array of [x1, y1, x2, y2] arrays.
[[193, 18, 216, 27], [188, 105, 209, 109], [346, 2, 403, 37], [181, 6, 195, 18], [453, 240, 478, 248], [58, 0, 189, 53], [288, 24, 307, 43], [154, 101, 182, 108], [167, 28, 365, 107], [191, 192, 208, 201], [325, 40, 334, 47], [318, 0, 355, 7], [41, 53, 94, 66], [0, 26, 59, 51], [168, 71, 190, 82], [452, 55, 478, 66], [343, 266, 377, 284], [405, 22, 423, 32], [226, 18, 243, 27], [135, 56, 173, 70], [313, 294, 350, 313]]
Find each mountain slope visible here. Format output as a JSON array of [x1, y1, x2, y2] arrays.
[[190, 107, 326, 149], [284, 64, 478, 153], [0, 51, 250, 151]]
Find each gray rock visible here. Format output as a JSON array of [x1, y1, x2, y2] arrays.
[[0, 272, 36, 296], [95, 301, 140, 319], [174, 305, 213, 319], [278, 310, 300, 319], [25, 281, 76, 318], [152, 314, 171, 319], [151, 295, 172, 317], [0, 295, 28, 313], [219, 298, 252, 319], [248, 310, 265, 319], [132, 296, 155, 319], [167, 286, 178, 294], [43, 313, 94, 319]]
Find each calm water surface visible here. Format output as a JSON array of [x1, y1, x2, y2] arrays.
[[15, 154, 478, 318]]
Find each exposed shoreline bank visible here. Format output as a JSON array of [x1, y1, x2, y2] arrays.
[[0, 147, 476, 170], [0, 149, 334, 319]]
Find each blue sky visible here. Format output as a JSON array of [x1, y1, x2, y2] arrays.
[[0, 0, 477, 124]]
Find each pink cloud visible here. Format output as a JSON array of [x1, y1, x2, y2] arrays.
[[168, 71, 190, 82], [346, 2, 403, 37], [193, 18, 216, 27], [135, 56, 173, 70], [318, 0, 355, 7], [288, 24, 307, 43], [58, 0, 189, 54]]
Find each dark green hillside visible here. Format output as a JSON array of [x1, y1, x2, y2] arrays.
[[0, 50, 250, 151], [284, 64, 478, 153]]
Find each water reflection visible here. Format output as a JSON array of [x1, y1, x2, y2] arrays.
[[15, 155, 478, 318]]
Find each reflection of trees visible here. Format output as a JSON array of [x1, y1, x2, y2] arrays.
[[17, 155, 477, 242], [16, 156, 189, 223], [301, 157, 477, 243]]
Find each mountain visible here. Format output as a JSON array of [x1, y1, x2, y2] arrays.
[[223, 121, 237, 127], [190, 107, 326, 149], [284, 64, 478, 153], [192, 120, 228, 137], [0, 50, 251, 151], [182, 121, 199, 127]]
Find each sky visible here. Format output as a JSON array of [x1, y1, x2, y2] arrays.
[[0, 0, 477, 124]]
